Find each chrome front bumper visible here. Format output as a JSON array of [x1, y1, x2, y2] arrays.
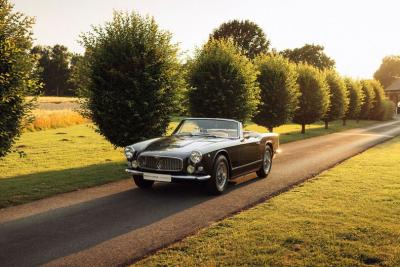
[[125, 169, 211, 181]]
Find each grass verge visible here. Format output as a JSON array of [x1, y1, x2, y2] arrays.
[[134, 136, 400, 267], [0, 119, 380, 208], [0, 124, 125, 208]]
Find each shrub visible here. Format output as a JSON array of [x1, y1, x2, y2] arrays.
[[253, 54, 300, 132], [0, 0, 40, 157], [322, 70, 348, 129], [343, 78, 364, 124], [359, 80, 376, 120], [188, 39, 260, 122], [293, 64, 330, 133], [80, 11, 183, 147]]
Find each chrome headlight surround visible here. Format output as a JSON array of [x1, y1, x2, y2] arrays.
[[124, 146, 135, 160], [189, 151, 202, 164]]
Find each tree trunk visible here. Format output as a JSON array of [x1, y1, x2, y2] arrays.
[[342, 118, 346, 126], [324, 120, 328, 129], [301, 123, 306, 134], [268, 127, 273, 133]]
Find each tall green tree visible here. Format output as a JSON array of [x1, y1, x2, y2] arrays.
[[0, 0, 40, 157], [188, 39, 259, 121], [32, 44, 72, 96], [81, 11, 183, 147], [210, 19, 270, 59], [343, 78, 364, 125], [293, 64, 330, 134], [374, 55, 400, 88], [253, 54, 300, 132], [281, 44, 335, 70], [369, 79, 386, 120], [322, 70, 348, 129], [359, 80, 376, 120]]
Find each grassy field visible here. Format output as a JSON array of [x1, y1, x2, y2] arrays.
[[134, 136, 400, 267], [0, 124, 125, 207], [0, 120, 378, 208], [25, 109, 90, 131]]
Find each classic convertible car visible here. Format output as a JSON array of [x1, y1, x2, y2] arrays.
[[125, 118, 279, 194]]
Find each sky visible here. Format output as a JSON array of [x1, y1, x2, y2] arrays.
[[12, 0, 400, 79]]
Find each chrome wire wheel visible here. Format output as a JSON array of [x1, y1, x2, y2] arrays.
[[216, 161, 228, 191], [263, 149, 272, 173]]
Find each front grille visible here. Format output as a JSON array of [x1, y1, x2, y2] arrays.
[[138, 155, 183, 172]]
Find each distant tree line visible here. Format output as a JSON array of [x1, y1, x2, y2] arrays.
[[0, 3, 396, 157], [31, 45, 84, 96]]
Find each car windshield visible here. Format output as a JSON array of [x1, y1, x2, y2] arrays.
[[173, 119, 239, 138]]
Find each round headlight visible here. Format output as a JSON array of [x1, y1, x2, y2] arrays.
[[125, 152, 133, 160], [190, 151, 202, 164], [124, 147, 135, 160]]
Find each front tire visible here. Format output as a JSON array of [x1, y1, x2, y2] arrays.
[[256, 145, 273, 178], [206, 155, 229, 195], [133, 176, 154, 189]]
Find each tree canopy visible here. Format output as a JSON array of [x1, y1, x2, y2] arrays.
[[322, 70, 348, 128], [0, 0, 40, 157], [80, 11, 183, 147], [359, 80, 376, 120], [293, 64, 330, 133], [210, 19, 270, 59], [253, 54, 300, 132], [369, 80, 386, 120], [281, 44, 335, 70], [374, 55, 400, 88], [188, 39, 260, 122], [343, 78, 364, 122]]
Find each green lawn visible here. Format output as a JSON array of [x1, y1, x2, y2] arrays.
[[0, 124, 126, 208], [134, 136, 400, 267], [0, 120, 378, 208]]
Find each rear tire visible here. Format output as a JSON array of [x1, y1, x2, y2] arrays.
[[206, 155, 229, 195], [133, 176, 154, 189], [256, 145, 273, 178]]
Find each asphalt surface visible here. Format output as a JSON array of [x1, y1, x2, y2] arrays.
[[1, 119, 400, 267]]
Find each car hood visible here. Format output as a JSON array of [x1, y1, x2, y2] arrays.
[[141, 135, 228, 155]]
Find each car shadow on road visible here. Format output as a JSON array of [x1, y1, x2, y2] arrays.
[[0, 171, 261, 266]]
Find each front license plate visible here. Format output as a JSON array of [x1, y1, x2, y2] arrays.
[[143, 172, 172, 182]]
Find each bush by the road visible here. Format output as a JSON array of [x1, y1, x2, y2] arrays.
[[187, 39, 260, 122], [0, 0, 40, 158], [293, 64, 330, 133], [80, 11, 184, 147], [253, 54, 300, 132], [343, 78, 364, 123], [322, 70, 348, 129]]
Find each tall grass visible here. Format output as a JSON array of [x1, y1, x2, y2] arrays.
[[24, 110, 90, 131]]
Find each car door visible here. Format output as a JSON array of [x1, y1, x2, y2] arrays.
[[238, 135, 261, 173]]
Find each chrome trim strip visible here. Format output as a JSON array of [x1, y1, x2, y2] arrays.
[[232, 159, 262, 170], [125, 169, 211, 180]]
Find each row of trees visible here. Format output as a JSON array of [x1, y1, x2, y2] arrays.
[[0, 3, 395, 157], [81, 12, 394, 147]]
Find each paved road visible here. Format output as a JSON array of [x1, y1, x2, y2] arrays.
[[1, 120, 400, 267]]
